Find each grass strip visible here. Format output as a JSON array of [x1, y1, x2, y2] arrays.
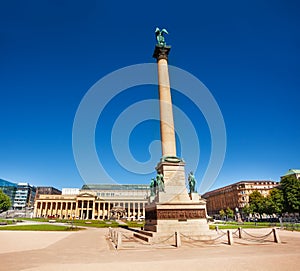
[[0, 224, 81, 231]]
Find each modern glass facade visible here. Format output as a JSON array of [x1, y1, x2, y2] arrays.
[[13, 183, 36, 209], [0, 179, 17, 206]]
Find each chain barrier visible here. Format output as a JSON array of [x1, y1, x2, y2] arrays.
[[219, 229, 227, 234], [154, 233, 175, 244], [232, 229, 240, 238], [121, 232, 134, 240], [241, 228, 273, 240], [141, 233, 176, 246], [180, 231, 227, 243]]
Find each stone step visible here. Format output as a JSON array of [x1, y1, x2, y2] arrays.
[[133, 232, 151, 242], [137, 230, 154, 237]]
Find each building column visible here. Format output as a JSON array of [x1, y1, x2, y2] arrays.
[[80, 200, 84, 219], [33, 201, 38, 217], [50, 202, 53, 217], [92, 200, 95, 220], [75, 200, 78, 219], [44, 202, 47, 217], [127, 202, 130, 218], [39, 202, 43, 217], [60, 201, 63, 219], [69, 202, 72, 218], [107, 201, 111, 220], [138, 202, 141, 219], [66, 202, 70, 218], [97, 201, 101, 219], [86, 200, 89, 220], [142, 203, 145, 217], [54, 201, 58, 217], [133, 203, 137, 219], [102, 202, 105, 219]]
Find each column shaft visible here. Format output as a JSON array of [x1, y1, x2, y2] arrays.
[[157, 58, 176, 157]]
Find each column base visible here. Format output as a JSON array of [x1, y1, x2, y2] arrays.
[[142, 159, 211, 243]]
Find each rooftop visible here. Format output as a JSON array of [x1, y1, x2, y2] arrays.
[[81, 184, 150, 191], [282, 169, 300, 176], [0, 179, 17, 187]]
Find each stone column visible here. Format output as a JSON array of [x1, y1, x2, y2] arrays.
[[75, 200, 78, 219], [55, 201, 58, 217], [153, 45, 176, 158], [67, 202, 71, 218], [127, 202, 130, 218], [33, 201, 38, 217], [60, 201, 63, 219], [86, 200, 90, 220], [39, 202, 43, 217], [44, 202, 48, 217], [102, 202, 105, 219], [97, 201, 100, 219], [70, 202, 73, 218], [80, 201, 84, 220], [92, 200, 95, 220], [64, 202, 67, 218], [108, 202, 111, 220]]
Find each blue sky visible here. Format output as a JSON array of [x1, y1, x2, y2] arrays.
[[0, 1, 299, 193]]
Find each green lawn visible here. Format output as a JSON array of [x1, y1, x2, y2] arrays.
[[68, 219, 119, 228], [19, 218, 142, 228], [0, 224, 80, 231], [214, 221, 280, 227], [21, 217, 68, 223], [210, 221, 300, 231], [209, 224, 270, 230], [0, 219, 15, 225], [124, 221, 145, 228]]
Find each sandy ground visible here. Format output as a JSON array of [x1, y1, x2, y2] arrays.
[[0, 227, 299, 271]]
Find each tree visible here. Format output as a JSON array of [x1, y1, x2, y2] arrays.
[[225, 207, 234, 219], [280, 175, 300, 213], [266, 188, 284, 215], [0, 190, 11, 212], [219, 209, 226, 219], [249, 191, 266, 218], [242, 204, 253, 217]]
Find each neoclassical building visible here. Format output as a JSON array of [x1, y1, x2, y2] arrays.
[[202, 180, 279, 216], [34, 184, 150, 220]]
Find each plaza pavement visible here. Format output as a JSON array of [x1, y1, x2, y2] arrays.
[[0, 227, 299, 271]]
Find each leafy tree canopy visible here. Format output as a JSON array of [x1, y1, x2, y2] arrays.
[[0, 190, 11, 212], [280, 175, 300, 213], [225, 207, 234, 218], [219, 209, 226, 218], [249, 190, 266, 217]]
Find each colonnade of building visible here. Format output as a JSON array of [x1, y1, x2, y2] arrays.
[[34, 194, 146, 220]]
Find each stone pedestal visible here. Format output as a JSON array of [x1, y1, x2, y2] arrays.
[[144, 160, 211, 242]]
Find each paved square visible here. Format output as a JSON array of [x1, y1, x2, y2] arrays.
[[1, 228, 299, 271]]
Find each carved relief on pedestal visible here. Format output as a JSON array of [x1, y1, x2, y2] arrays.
[[146, 208, 206, 220]]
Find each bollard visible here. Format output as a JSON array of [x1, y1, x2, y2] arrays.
[[238, 227, 242, 239], [116, 232, 122, 249], [175, 232, 181, 248], [227, 230, 234, 245], [113, 230, 117, 243], [272, 228, 281, 243]]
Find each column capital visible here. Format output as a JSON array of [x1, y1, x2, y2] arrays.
[[153, 45, 171, 61]]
